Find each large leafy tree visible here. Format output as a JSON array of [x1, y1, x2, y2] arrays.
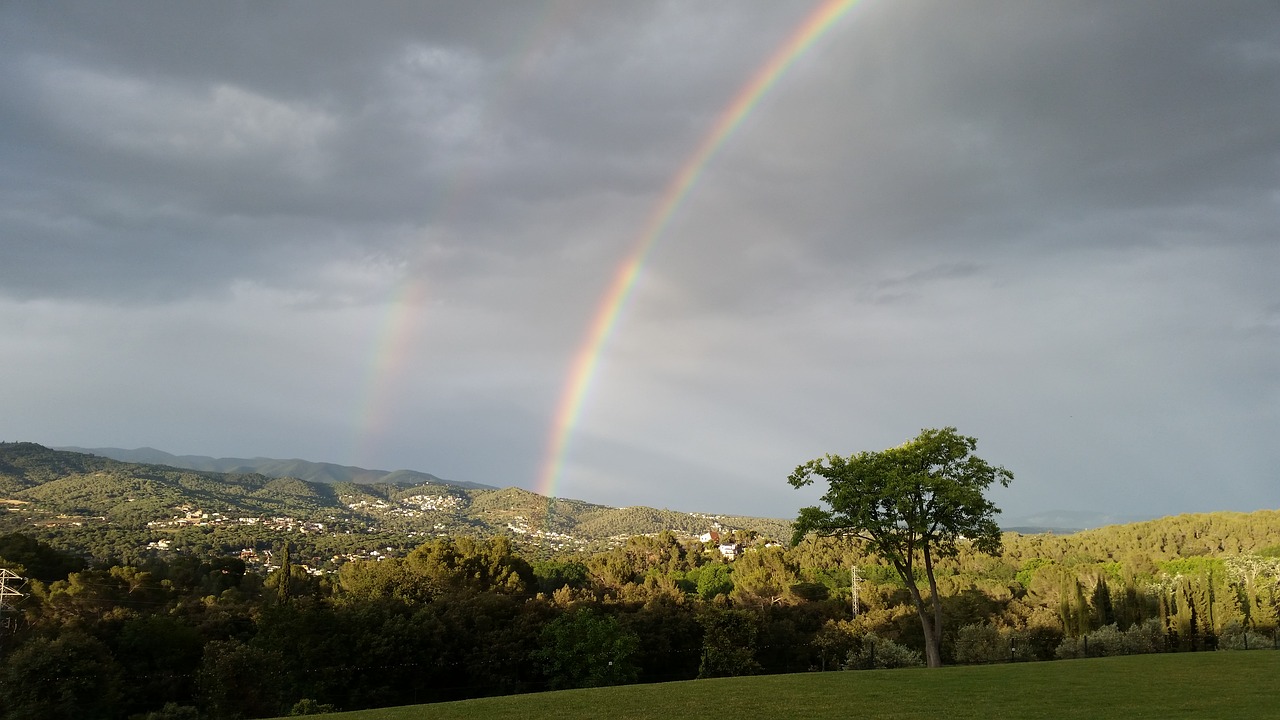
[[788, 427, 1012, 667], [534, 608, 640, 689], [1, 632, 125, 720]]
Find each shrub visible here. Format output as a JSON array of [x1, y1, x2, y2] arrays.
[[1054, 636, 1081, 660], [1219, 621, 1271, 651], [1057, 621, 1169, 659], [953, 623, 1006, 664], [130, 704, 200, 720], [844, 634, 924, 670], [1086, 624, 1126, 656], [290, 698, 337, 715], [1019, 624, 1064, 660], [1122, 619, 1165, 655]]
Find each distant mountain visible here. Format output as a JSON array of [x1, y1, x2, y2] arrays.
[[1001, 510, 1158, 534], [4, 443, 792, 553], [36, 447, 1179, 539], [56, 446, 494, 491]]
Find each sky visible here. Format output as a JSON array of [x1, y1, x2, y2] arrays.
[[1, 1, 1277, 523]]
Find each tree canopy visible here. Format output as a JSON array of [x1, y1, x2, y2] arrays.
[[788, 427, 1012, 667]]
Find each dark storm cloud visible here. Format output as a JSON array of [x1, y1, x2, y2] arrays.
[[719, 2, 1280, 256], [0, 1, 812, 303], [613, 0, 1280, 327]]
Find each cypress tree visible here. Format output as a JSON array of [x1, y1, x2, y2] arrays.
[[1091, 577, 1115, 628], [277, 542, 291, 604], [1074, 580, 1090, 636]]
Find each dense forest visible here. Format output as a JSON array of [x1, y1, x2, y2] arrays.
[[1, 443, 1278, 719]]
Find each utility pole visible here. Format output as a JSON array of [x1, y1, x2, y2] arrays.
[[850, 563, 861, 617], [0, 569, 27, 658]]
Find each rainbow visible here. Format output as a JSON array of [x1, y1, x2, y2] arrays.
[[352, 2, 580, 468], [352, 269, 428, 467], [535, 0, 859, 501]]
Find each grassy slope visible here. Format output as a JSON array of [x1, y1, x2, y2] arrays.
[[284, 651, 1280, 720]]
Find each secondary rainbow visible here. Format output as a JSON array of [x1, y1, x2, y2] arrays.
[[351, 2, 577, 467], [536, 0, 860, 499]]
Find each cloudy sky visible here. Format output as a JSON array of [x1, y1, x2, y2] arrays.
[[2, 1, 1277, 523]]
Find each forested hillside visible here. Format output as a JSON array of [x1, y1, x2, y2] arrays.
[[1, 441, 1277, 720], [0, 443, 791, 565]]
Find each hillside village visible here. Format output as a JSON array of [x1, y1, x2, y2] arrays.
[[0, 443, 791, 573], [133, 497, 769, 574]]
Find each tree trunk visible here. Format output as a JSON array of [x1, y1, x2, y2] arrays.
[[901, 573, 943, 668], [922, 544, 943, 668]]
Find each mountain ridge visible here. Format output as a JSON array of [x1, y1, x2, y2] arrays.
[[2, 443, 794, 555], [55, 445, 495, 491]]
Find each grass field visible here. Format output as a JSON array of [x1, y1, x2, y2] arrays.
[[279, 650, 1280, 720]]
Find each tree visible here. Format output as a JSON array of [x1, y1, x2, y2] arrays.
[[276, 541, 292, 603], [533, 608, 639, 689], [405, 536, 533, 596], [0, 632, 124, 720], [691, 563, 734, 600], [788, 427, 1012, 668], [697, 608, 762, 678], [197, 639, 288, 719], [730, 546, 799, 607], [0, 533, 86, 582], [114, 614, 204, 715]]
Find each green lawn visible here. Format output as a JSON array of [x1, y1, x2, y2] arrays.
[[282, 651, 1280, 720]]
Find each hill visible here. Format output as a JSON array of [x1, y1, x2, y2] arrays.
[[0, 442, 790, 560], [8, 442, 1277, 571], [54, 445, 494, 490]]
